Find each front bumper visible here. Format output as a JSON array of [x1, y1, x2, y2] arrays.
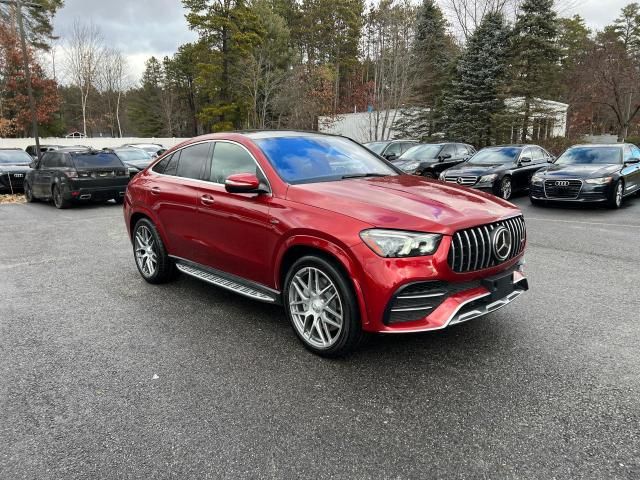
[[0, 173, 26, 192], [352, 237, 528, 334], [530, 181, 612, 202]]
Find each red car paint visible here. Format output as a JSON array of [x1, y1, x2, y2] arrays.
[[124, 132, 527, 334]]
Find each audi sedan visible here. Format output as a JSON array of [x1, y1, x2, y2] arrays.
[[124, 131, 528, 357], [530, 144, 640, 208], [0, 149, 32, 193]]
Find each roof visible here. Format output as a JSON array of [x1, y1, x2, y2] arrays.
[[570, 143, 626, 148]]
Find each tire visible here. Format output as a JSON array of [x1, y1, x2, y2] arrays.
[[132, 218, 176, 284], [608, 180, 624, 209], [114, 197, 125, 205], [529, 197, 544, 207], [498, 176, 513, 200], [421, 171, 436, 179], [284, 255, 363, 357], [52, 184, 71, 209], [24, 182, 37, 203]]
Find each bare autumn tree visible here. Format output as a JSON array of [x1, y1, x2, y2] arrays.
[[443, 0, 516, 40], [362, 0, 416, 141], [587, 30, 640, 141], [64, 21, 104, 136], [98, 48, 128, 137]]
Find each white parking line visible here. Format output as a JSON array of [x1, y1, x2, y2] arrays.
[[525, 217, 640, 229]]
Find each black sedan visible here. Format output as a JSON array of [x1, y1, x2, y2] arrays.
[[393, 142, 475, 177], [529, 144, 640, 208], [362, 139, 419, 161], [112, 147, 154, 177], [0, 149, 32, 194], [440, 145, 553, 200]]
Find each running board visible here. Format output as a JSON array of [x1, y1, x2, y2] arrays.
[[174, 259, 279, 304]]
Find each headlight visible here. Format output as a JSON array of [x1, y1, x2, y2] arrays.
[[402, 162, 419, 172], [479, 174, 497, 183], [585, 176, 613, 185], [531, 174, 544, 184], [360, 229, 442, 257]]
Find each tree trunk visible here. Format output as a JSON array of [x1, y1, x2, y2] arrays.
[[520, 97, 530, 143], [116, 90, 122, 138]]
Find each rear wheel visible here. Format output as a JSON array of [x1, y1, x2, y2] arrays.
[[608, 180, 624, 209], [133, 218, 176, 284], [52, 184, 70, 209], [284, 255, 363, 357], [24, 182, 36, 203]]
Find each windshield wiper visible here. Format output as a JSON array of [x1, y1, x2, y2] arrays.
[[341, 173, 389, 179]]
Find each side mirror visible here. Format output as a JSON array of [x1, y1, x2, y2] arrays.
[[439, 153, 452, 161], [385, 153, 397, 161], [519, 156, 532, 164], [625, 157, 640, 165], [29, 160, 38, 169], [225, 173, 262, 193]]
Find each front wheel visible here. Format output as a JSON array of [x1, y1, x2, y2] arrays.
[[498, 176, 513, 200], [608, 180, 624, 209], [421, 171, 436, 179], [24, 182, 37, 203], [284, 256, 363, 357], [132, 218, 176, 284]]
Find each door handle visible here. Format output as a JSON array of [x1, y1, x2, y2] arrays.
[[150, 187, 161, 195], [200, 195, 215, 206]]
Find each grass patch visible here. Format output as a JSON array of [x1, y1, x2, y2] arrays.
[[0, 194, 26, 205]]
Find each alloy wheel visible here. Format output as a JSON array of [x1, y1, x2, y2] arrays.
[[25, 183, 33, 202], [501, 178, 512, 200], [288, 266, 344, 349], [53, 186, 62, 208], [616, 182, 623, 207], [135, 225, 158, 277]]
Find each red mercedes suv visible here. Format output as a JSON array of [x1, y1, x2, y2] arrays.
[[124, 131, 528, 356]]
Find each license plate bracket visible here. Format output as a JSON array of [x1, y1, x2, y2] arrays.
[[481, 271, 514, 301]]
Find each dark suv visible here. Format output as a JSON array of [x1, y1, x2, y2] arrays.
[[394, 143, 476, 177], [25, 148, 129, 208]]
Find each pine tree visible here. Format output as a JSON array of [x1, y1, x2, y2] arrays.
[[510, 0, 560, 142], [128, 57, 165, 137], [441, 12, 511, 147], [613, 3, 640, 56], [405, 0, 455, 139]]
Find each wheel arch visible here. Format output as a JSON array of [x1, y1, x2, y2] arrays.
[[276, 237, 369, 326], [128, 207, 172, 252]]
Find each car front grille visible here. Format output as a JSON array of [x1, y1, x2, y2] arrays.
[[444, 176, 478, 186], [543, 179, 582, 199], [448, 216, 526, 273]]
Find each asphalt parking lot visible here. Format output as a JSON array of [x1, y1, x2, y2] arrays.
[[1, 196, 640, 479]]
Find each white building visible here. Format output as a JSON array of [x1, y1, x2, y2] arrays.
[[319, 98, 569, 143]]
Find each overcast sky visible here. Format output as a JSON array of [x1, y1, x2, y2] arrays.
[[52, 0, 630, 82]]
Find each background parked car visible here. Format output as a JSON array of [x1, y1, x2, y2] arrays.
[[111, 147, 154, 178], [394, 142, 476, 177], [120, 143, 166, 159], [362, 139, 419, 161], [530, 143, 640, 208], [0, 148, 32, 193], [25, 144, 62, 159], [24, 148, 129, 208], [440, 144, 553, 200]]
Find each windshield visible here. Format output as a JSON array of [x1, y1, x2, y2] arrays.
[[115, 149, 152, 162], [555, 147, 622, 165], [469, 147, 521, 165], [364, 142, 388, 154], [255, 136, 398, 184], [0, 150, 31, 164], [71, 152, 124, 168], [399, 145, 442, 161]]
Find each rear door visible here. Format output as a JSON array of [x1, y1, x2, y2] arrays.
[[192, 141, 277, 287], [33, 152, 57, 197], [146, 143, 211, 260], [512, 147, 535, 190], [623, 145, 640, 194]]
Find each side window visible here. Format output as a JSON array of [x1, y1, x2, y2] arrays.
[[43, 152, 61, 168], [531, 147, 544, 163], [520, 148, 533, 163], [623, 145, 634, 162], [455, 144, 468, 157], [40, 152, 52, 168], [384, 142, 402, 157], [466, 145, 476, 155], [441, 145, 455, 157], [176, 142, 211, 180], [631, 145, 640, 159], [210, 142, 258, 184], [152, 154, 171, 174], [400, 142, 416, 154], [163, 152, 180, 176]]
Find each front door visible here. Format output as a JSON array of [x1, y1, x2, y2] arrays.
[[193, 141, 278, 288], [33, 152, 57, 197]]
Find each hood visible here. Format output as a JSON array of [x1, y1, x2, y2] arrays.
[[0, 164, 30, 173], [286, 175, 520, 235], [444, 163, 508, 176], [537, 163, 620, 179]]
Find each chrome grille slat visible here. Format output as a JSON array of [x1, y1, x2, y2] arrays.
[[448, 216, 526, 273]]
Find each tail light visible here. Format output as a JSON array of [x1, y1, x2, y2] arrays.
[[65, 170, 78, 178]]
